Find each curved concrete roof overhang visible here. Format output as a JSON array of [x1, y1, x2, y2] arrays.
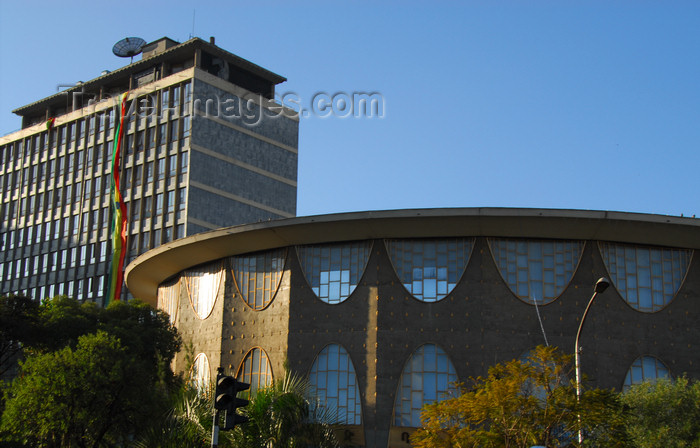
[[125, 208, 700, 305]]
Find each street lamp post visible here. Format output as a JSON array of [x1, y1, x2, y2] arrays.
[[575, 277, 610, 444]]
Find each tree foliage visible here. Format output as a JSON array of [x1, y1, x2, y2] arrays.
[[620, 376, 700, 448], [33, 296, 101, 352], [2, 332, 155, 447], [0, 294, 339, 447], [0, 296, 182, 447], [132, 371, 341, 448], [412, 346, 626, 448], [0, 295, 40, 378], [25, 296, 179, 361]]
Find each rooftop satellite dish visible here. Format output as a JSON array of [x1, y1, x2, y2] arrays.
[[112, 37, 146, 63]]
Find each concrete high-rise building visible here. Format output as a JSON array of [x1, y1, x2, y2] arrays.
[[0, 37, 298, 303]]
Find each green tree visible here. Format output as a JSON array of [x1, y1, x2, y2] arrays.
[[96, 299, 180, 386], [2, 331, 158, 447], [0, 295, 40, 378], [620, 376, 700, 448], [0, 297, 182, 447], [33, 295, 100, 352], [18, 296, 180, 384], [412, 346, 626, 448]]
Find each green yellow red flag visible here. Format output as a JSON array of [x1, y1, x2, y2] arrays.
[[107, 93, 129, 304]]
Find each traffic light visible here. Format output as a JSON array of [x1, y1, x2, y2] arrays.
[[222, 380, 249, 430], [214, 370, 250, 431]]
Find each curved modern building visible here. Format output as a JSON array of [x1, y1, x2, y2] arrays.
[[125, 208, 700, 448]]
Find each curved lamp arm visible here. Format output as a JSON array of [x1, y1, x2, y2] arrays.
[[575, 277, 610, 444]]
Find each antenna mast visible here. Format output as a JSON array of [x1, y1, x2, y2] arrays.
[[190, 10, 196, 39]]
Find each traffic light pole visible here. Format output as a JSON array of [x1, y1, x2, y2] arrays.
[[212, 366, 250, 446], [211, 409, 220, 448], [211, 367, 250, 448], [211, 367, 223, 448]]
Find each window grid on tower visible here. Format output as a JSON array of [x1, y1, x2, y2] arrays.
[[0, 103, 119, 301], [230, 248, 286, 310], [488, 238, 584, 304], [117, 81, 191, 271], [0, 59, 287, 306]]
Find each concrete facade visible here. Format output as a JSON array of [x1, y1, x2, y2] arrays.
[[0, 37, 298, 302], [187, 71, 297, 235], [125, 208, 700, 448]]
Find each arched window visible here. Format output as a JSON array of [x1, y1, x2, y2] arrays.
[[231, 249, 286, 310], [157, 276, 180, 324], [190, 353, 211, 393], [183, 261, 224, 319], [297, 241, 372, 304], [386, 238, 473, 302], [489, 238, 584, 304], [309, 344, 362, 425], [600, 243, 692, 312], [393, 344, 458, 427], [623, 356, 671, 391], [236, 347, 273, 397]]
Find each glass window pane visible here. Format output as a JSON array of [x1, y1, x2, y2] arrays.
[[184, 262, 223, 319], [309, 344, 362, 425], [600, 243, 692, 312], [190, 353, 210, 393], [489, 238, 584, 305], [393, 344, 458, 427], [232, 249, 286, 310], [297, 242, 372, 304], [623, 356, 671, 391], [157, 277, 180, 323], [386, 238, 473, 302], [236, 348, 273, 397]]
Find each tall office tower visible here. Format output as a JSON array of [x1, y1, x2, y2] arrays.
[[0, 37, 298, 303]]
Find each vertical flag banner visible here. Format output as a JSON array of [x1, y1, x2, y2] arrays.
[[107, 93, 129, 304]]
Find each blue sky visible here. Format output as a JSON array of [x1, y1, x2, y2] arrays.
[[1, 1, 698, 217]]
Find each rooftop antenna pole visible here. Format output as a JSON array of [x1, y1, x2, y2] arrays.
[[190, 9, 196, 39], [533, 295, 549, 346]]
